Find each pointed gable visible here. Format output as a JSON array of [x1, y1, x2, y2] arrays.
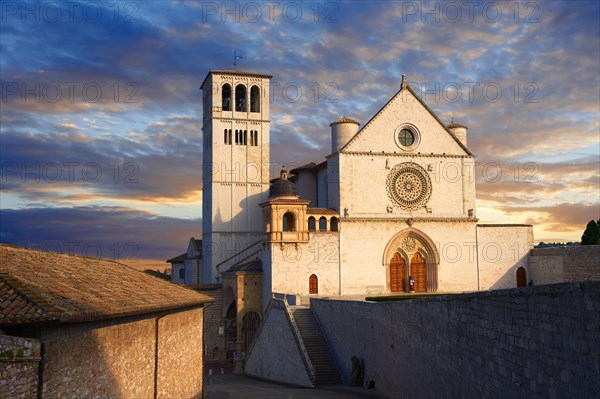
[[341, 83, 472, 156]]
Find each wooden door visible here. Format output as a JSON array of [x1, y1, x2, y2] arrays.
[[309, 274, 318, 294], [411, 252, 427, 292], [516, 267, 527, 287], [390, 252, 406, 292]]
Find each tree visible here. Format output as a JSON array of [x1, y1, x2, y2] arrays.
[[581, 219, 600, 245]]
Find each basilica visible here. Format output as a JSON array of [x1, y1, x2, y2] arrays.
[[168, 69, 533, 364]]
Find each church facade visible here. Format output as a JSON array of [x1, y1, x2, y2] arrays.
[[199, 69, 533, 303], [169, 69, 533, 364]]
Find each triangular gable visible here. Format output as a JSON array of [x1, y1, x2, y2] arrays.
[[340, 83, 473, 156]]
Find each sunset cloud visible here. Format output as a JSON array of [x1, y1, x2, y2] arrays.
[[1, 1, 598, 265]]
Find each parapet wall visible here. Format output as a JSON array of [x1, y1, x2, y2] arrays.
[[529, 245, 600, 285], [311, 282, 600, 399]]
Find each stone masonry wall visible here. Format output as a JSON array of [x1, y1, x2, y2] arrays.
[[39, 307, 204, 399], [0, 335, 41, 399], [529, 245, 600, 285], [311, 282, 600, 399], [193, 285, 227, 363]]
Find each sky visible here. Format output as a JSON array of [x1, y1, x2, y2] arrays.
[[1, 0, 599, 270]]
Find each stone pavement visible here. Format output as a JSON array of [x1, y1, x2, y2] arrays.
[[204, 373, 385, 399]]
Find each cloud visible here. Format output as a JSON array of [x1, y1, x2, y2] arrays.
[[1, 0, 598, 254], [0, 206, 201, 264]]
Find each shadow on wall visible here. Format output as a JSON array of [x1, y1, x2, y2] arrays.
[[488, 252, 530, 290], [4, 310, 204, 398]]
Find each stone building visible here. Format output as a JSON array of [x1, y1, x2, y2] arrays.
[[167, 237, 203, 284], [168, 68, 535, 372], [0, 244, 212, 399]]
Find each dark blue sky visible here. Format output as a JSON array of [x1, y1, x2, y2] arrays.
[[1, 1, 599, 267]]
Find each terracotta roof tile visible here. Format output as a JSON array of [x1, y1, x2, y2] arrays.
[[166, 253, 187, 263], [330, 116, 360, 126], [446, 121, 468, 129], [306, 208, 340, 215], [0, 245, 212, 325]]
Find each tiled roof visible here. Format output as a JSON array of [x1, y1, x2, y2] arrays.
[[330, 116, 360, 126], [167, 253, 187, 263], [0, 245, 212, 325], [447, 122, 468, 129], [306, 208, 340, 215], [223, 259, 262, 273]]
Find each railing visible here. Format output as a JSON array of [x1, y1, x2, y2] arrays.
[[280, 297, 317, 386], [215, 240, 264, 274]]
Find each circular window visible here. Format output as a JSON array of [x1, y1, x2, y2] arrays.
[[386, 162, 432, 210], [394, 125, 420, 151], [398, 129, 414, 146]]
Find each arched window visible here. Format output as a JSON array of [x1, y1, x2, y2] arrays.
[[516, 267, 527, 287], [222, 84, 231, 111], [235, 130, 239, 144], [330, 217, 339, 232], [224, 129, 228, 144], [244, 130, 247, 145], [250, 85, 260, 112], [228, 129, 232, 144], [283, 212, 296, 232], [235, 84, 247, 112], [308, 217, 316, 231], [319, 217, 327, 232], [253, 131, 259, 146], [309, 274, 318, 294]]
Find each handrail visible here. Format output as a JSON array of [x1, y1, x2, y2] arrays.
[[283, 300, 317, 385]]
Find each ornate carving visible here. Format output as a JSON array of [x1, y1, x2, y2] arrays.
[[386, 162, 432, 210], [401, 236, 417, 252]]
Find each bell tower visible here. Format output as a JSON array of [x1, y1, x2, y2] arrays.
[[200, 70, 272, 283]]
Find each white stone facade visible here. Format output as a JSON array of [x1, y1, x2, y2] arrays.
[[201, 71, 534, 301]]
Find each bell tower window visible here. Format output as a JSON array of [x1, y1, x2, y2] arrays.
[[222, 84, 231, 111], [235, 84, 247, 112], [250, 86, 260, 112]]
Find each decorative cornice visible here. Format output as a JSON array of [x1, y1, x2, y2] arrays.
[[341, 217, 478, 223], [342, 151, 473, 159]]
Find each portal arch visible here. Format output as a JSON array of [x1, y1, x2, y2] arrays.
[[383, 227, 439, 292]]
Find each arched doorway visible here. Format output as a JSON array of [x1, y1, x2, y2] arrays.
[[389, 252, 406, 292], [383, 228, 440, 293], [309, 274, 318, 294], [411, 252, 427, 292], [516, 267, 527, 287], [241, 311, 261, 353]]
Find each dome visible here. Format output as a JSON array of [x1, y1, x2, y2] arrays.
[[269, 170, 298, 198]]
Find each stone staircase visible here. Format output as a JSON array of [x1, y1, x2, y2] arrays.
[[291, 307, 340, 385]]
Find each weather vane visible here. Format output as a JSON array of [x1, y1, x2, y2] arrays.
[[233, 49, 242, 70]]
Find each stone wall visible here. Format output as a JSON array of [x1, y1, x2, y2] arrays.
[[244, 300, 313, 387], [477, 224, 534, 290], [192, 285, 227, 362], [0, 335, 41, 399], [529, 245, 600, 285], [311, 282, 600, 399], [39, 307, 204, 398]]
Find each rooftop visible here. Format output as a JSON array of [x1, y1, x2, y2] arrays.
[[0, 245, 213, 325]]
